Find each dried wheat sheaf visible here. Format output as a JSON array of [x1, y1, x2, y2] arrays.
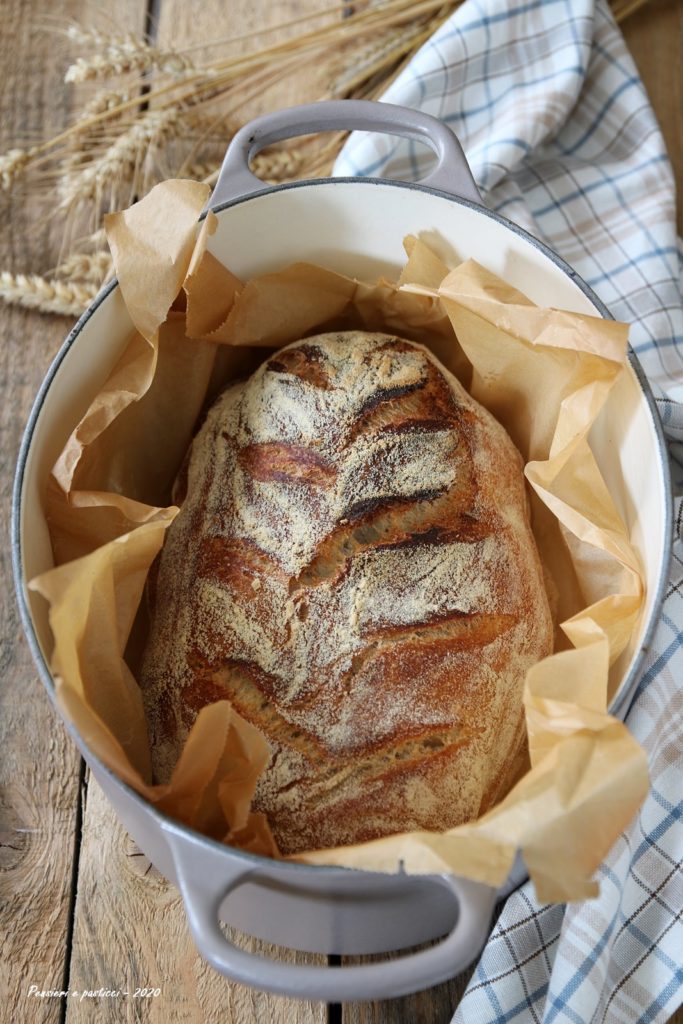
[[0, 0, 651, 316]]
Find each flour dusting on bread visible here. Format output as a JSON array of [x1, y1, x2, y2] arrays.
[[140, 332, 553, 853]]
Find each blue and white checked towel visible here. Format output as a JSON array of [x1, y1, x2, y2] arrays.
[[336, 1, 683, 1020]]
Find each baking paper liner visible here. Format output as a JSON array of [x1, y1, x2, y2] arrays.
[[29, 181, 649, 901]]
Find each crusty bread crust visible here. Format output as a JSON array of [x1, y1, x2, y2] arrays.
[[140, 332, 553, 853]]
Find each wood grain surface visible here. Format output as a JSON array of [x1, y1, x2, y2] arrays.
[[65, 776, 325, 1024], [623, 0, 683, 235], [1, 1, 682, 1023], [0, 2, 99, 1021]]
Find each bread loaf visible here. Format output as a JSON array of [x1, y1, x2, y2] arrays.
[[140, 331, 553, 853]]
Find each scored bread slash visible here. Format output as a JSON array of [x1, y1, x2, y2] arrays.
[[139, 330, 553, 854]]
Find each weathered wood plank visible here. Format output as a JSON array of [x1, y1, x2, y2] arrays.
[[155, 0, 339, 121], [0, 1, 110, 1021], [0, 2, 153, 1022], [63, 2, 330, 1022], [623, 0, 683, 234], [66, 777, 326, 1023], [0, 15, 76, 1024]]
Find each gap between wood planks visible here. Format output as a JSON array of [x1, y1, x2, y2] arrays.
[[59, 763, 88, 1024]]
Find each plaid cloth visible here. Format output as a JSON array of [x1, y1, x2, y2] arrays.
[[335, 1, 683, 1021]]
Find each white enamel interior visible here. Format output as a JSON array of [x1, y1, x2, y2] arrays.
[[20, 180, 668, 707]]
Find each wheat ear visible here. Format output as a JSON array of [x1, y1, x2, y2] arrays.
[[59, 107, 185, 208], [53, 251, 113, 282], [252, 148, 307, 181], [0, 148, 38, 190], [64, 27, 195, 82], [0, 272, 98, 316], [80, 89, 133, 120]]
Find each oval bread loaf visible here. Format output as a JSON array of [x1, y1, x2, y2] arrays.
[[140, 331, 553, 853]]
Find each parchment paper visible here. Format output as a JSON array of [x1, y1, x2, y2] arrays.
[[30, 180, 649, 900]]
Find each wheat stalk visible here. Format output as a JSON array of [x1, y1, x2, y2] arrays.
[[70, 4, 447, 134], [177, 147, 305, 189], [3, 0, 650, 189], [329, 20, 425, 94], [64, 26, 196, 82], [0, 0, 654, 321], [80, 89, 134, 120], [0, 148, 38, 190], [252, 148, 307, 181], [0, 272, 98, 316], [612, 0, 652, 21], [0, 1, 452, 184], [52, 251, 113, 282], [59, 106, 185, 209], [182, 160, 221, 183]]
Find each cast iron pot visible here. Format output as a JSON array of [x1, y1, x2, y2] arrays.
[[12, 101, 672, 1002]]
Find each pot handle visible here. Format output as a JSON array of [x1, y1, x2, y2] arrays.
[[209, 99, 481, 209], [166, 825, 496, 1002]]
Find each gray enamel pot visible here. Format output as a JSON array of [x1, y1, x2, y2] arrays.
[[12, 100, 672, 1002]]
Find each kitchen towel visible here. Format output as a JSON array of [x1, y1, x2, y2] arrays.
[[335, 1, 683, 1021]]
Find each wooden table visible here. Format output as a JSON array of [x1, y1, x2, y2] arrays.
[[1, 1, 681, 1021]]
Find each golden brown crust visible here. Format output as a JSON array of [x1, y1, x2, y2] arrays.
[[139, 332, 553, 853]]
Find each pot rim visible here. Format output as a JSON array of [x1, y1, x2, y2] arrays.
[[11, 175, 673, 878]]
